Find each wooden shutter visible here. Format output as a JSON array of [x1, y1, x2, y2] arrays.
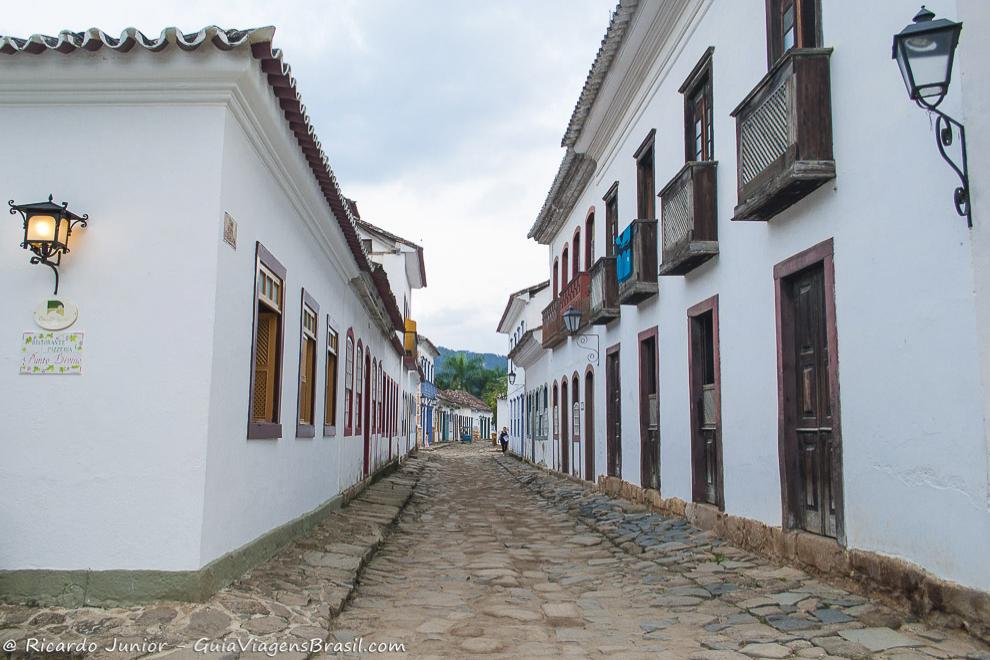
[[253, 311, 278, 422]]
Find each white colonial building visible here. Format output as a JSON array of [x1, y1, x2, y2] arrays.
[[499, 0, 990, 616], [0, 27, 423, 605], [416, 334, 439, 446], [496, 280, 549, 458]]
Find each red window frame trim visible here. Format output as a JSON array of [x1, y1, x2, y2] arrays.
[[296, 288, 320, 439]]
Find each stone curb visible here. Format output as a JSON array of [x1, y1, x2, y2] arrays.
[[497, 451, 990, 645]]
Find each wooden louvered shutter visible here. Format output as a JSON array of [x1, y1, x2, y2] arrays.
[[254, 311, 278, 422], [300, 338, 314, 423]]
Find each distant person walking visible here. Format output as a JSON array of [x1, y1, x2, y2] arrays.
[[498, 427, 509, 453]]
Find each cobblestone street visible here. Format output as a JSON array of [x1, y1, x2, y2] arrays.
[[2, 443, 989, 659], [331, 443, 988, 659]]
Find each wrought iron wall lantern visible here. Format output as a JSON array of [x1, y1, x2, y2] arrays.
[[893, 6, 970, 227], [9, 195, 89, 294], [563, 305, 599, 365], [508, 370, 516, 385]]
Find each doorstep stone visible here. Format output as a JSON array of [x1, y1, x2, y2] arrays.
[[838, 627, 922, 652]]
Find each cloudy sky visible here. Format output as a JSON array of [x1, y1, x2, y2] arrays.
[[2, 1, 611, 355]]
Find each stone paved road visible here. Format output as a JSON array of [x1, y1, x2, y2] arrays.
[[328, 443, 988, 659], [2, 444, 988, 659]]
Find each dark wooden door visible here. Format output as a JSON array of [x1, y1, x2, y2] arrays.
[[690, 311, 721, 506], [561, 379, 570, 474], [639, 334, 660, 491], [606, 350, 621, 478], [363, 353, 371, 476], [789, 265, 837, 538], [585, 371, 595, 482]]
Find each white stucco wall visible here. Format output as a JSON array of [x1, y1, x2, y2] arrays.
[[0, 46, 414, 572], [524, 0, 990, 591], [0, 49, 228, 571]]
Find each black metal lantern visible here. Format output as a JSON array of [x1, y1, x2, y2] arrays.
[[563, 306, 581, 334], [892, 7, 970, 227], [508, 370, 516, 385], [892, 6, 962, 106], [9, 195, 89, 294]]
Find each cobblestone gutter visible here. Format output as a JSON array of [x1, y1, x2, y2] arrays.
[[0, 456, 426, 660], [500, 452, 990, 648]]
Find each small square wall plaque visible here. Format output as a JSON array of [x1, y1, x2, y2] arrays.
[[223, 212, 237, 249], [20, 332, 83, 375]]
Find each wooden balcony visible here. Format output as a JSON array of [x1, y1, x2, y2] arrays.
[[588, 256, 619, 325], [616, 219, 658, 306], [730, 49, 835, 222], [541, 272, 590, 350], [659, 161, 718, 276]]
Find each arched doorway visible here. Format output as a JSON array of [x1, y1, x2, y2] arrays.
[[585, 368, 595, 482], [552, 383, 559, 470], [572, 373, 580, 478], [561, 377, 569, 474]]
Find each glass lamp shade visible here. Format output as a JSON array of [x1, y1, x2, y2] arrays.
[[893, 7, 962, 103], [26, 214, 59, 245], [508, 371, 516, 385], [563, 306, 581, 334]]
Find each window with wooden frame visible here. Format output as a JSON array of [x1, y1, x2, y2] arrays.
[[325, 324, 339, 436], [344, 331, 354, 434], [296, 291, 319, 438], [249, 243, 286, 440], [561, 244, 569, 288], [766, 0, 821, 67], [553, 259, 559, 299], [572, 229, 581, 276], [585, 210, 595, 266], [355, 342, 364, 435], [681, 48, 714, 162], [604, 182, 619, 256], [635, 130, 656, 220]]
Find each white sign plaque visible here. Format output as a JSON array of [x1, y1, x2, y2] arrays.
[[20, 332, 84, 375], [34, 297, 79, 330]]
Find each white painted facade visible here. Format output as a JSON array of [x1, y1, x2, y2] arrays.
[[0, 33, 417, 573], [506, 0, 990, 593], [497, 281, 550, 457]]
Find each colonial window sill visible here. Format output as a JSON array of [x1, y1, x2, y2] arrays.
[[248, 422, 282, 440], [659, 160, 718, 276], [730, 48, 835, 222], [296, 423, 316, 439], [323, 425, 337, 437]]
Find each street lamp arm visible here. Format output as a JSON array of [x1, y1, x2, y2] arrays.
[[919, 102, 971, 227]]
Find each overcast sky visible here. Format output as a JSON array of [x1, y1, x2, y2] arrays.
[[2, 1, 611, 355]]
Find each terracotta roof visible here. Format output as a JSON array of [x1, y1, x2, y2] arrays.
[[0, 26, 404, 331], [355, 218, 427, 288], [561, 0, 639, 148], [529, 1, 638, 243], [437, 389, 491, 412], [417, 334, 440, 357], [496, 279, 550, 332]]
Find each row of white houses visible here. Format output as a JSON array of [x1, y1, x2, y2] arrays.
[[498, 0, 990, 603], [0, 26, 428, 604]]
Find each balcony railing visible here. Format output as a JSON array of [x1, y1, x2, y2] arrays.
[[659, 160, 718, 276], [730, 48, 835, 222], [588, 256, 619, 325], [541, 272, 590, 349], [541, 297, 564, 349], [616, 219, 658, 306]]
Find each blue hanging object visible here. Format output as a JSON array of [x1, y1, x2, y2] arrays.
[[616, 223, 634, 283]]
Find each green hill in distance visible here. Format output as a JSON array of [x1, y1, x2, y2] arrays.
[[435, 346, 507, 373]]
